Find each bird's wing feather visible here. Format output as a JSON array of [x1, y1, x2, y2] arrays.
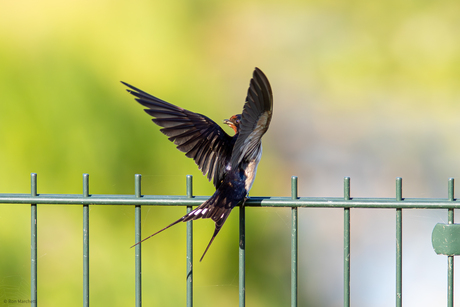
[[122, 81, 234, 188], [230, 68, 273, 168]]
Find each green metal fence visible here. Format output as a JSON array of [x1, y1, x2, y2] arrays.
[[0, 173, 458, 307]]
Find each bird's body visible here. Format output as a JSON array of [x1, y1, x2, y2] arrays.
[[122, 68, 273, 261]]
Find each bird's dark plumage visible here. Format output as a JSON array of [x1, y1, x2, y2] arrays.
[[120, 81, 235, 189], [122, 67, 273, 261]]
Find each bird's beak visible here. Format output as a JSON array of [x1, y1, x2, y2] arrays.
[[223, 119, 230, 125]]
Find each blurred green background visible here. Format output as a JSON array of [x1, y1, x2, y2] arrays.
[[1, 0, 460, 306]]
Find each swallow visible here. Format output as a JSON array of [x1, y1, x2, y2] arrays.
[[122, 67, 273, 261]]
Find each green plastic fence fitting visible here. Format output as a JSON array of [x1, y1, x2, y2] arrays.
[[432, 223, 460, 256]]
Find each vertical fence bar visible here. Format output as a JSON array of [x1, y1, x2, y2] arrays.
[[343, 177, 351, 307], [186, 175, 193, 307], [83, 174, 90, 307], [448, 178, 454, 307], [134, 174, 142, 307], [291, 176, 298, 307], [239, 199, 246, 307], [396, 177, 402, 307], [30, 173, 37, 307]]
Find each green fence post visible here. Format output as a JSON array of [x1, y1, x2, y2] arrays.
[[31, 173, 37, 307], [83, 174, 89, 307], [239, 199, 246, 307], [396, 177, 402, 307], [448, 178, 454, 307], [291, 176, 298, 307], [344, 177, 350, 307], [186, 175, 193, 307], [135, 174, 142, 307]]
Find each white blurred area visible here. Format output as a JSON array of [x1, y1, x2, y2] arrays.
[[228, 4, 460, 305]]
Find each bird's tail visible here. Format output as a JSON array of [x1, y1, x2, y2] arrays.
[[130, 216, 184, 248], [131, 192, 238, 261], [199, 208, 231, 261]]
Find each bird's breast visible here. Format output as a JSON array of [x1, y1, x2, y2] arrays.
[[243, 145, 262, 192]]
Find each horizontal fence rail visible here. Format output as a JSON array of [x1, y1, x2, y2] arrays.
[[0, 174, 457, 307], [2, 194, 460, 208]]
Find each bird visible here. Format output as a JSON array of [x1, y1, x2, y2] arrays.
[[122, 67, 273, 261]]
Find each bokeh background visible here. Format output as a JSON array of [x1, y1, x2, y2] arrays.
[[1, 0, 460, 306]]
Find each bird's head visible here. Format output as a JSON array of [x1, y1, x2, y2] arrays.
[[223, 114, 242, 134]]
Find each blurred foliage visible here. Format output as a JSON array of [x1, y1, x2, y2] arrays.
[[1, 0, 460, 306]]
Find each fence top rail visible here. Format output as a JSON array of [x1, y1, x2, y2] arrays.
[[0, 193, 458, 209]]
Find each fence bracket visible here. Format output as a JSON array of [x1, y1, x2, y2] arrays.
[[432, 223, 460, 256]]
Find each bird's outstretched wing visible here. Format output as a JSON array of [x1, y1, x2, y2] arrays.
[[230, 67, 273, 168], [122, 81, 235, 188]]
